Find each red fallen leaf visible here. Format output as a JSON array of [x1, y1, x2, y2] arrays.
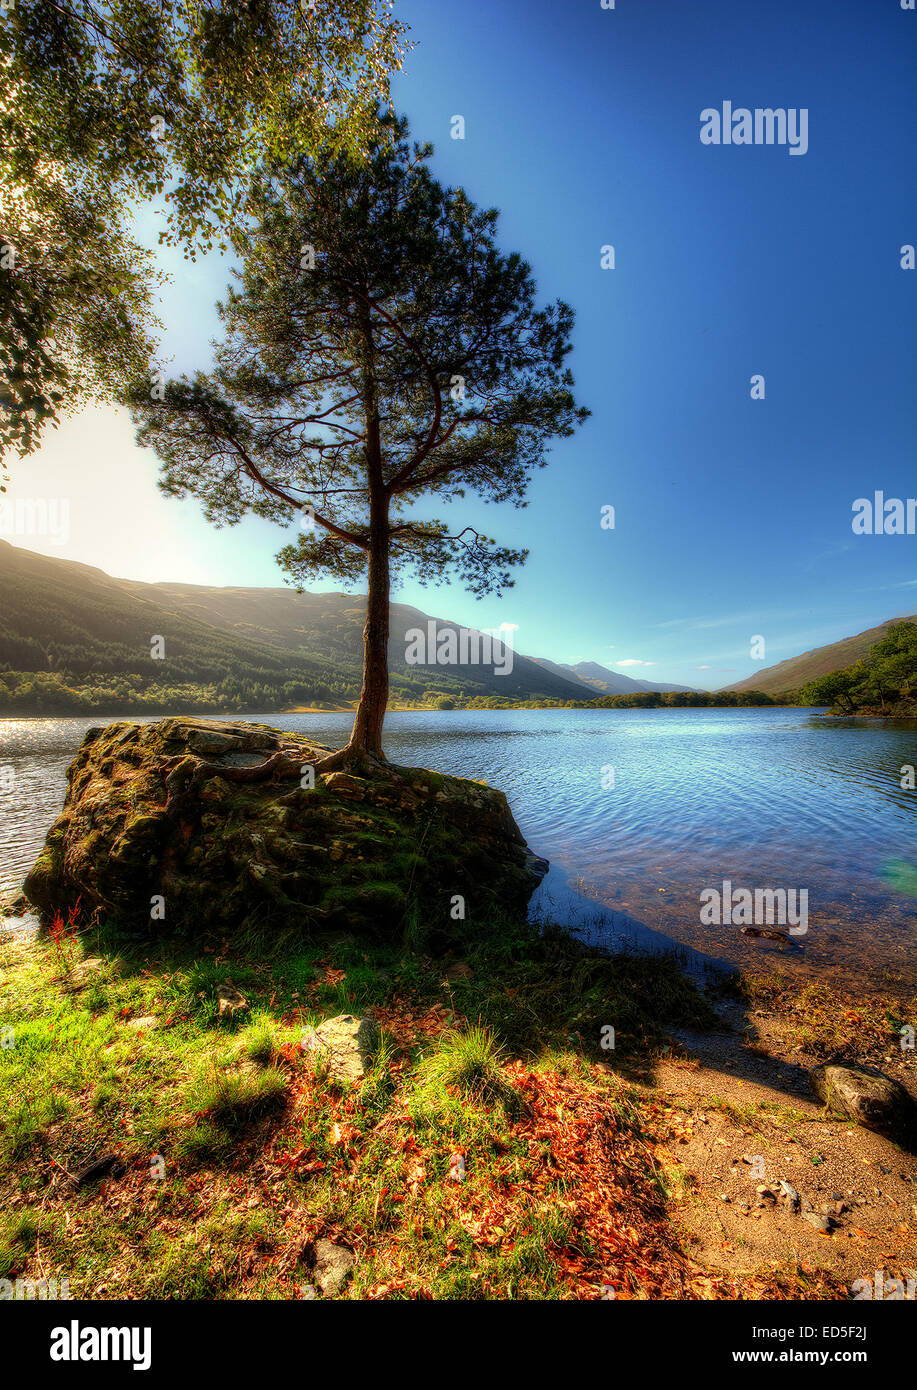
[[405, 1160, 426, 1195], [365, 1280, 408, 1299], [273, 1148, 326, 1175]]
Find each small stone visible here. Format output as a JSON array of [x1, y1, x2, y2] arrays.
[[127, 1015, 159, 1032], [63, 957, 111, 991], [443, 960, 474, 982], [311, 1239, 354, 1297], [719, 1194, 731, 1203], [217, 984, 249, 1019], [74, 1153, 126, 1186], [71, 956, 105, 978], [803, 1212, 832, 1233], [302, 1014, 380, 1083]]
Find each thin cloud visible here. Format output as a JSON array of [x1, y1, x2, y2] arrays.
[[653, 606, 814, 633]]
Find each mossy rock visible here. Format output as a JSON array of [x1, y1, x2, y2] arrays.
[[23, 718, 548, 939]]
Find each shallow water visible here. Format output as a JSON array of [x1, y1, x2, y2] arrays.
[[1, 707, 915, 989]]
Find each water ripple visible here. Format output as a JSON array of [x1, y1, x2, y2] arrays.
[[2, 708, 915, 983]]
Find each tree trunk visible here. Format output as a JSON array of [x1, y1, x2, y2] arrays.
[[340, 296, 389, 764], [347, 496, 390, 759]]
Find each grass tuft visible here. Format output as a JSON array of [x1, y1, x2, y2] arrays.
[[414, 1025, 519, 1115], [195, 1063, 288, 1128], [0, 1211, 38, 1278], [237, 1021, 280, 1067]]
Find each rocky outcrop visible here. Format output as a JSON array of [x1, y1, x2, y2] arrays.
[[809, 1060, 917, 1143], [23, 718, 547, 938]]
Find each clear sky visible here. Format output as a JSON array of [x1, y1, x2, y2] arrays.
[[5, 0, 916, 688]]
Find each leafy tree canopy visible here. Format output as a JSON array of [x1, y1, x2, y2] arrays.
[[798, 622, 917, 712], [0, 0, 408, 469]]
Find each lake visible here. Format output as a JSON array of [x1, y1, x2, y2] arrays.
[[1, 707, 915, 991]]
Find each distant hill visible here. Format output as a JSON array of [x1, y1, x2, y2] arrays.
[[529, 657, 597, 692], [532, 656, 697, 695], [721, 616, 917, 696], [569, 661, 697, 695], [0, 541, 593, 712]]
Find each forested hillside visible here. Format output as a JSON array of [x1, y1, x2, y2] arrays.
[[723, 616, 917, 697], [0, 542, 591, 713]]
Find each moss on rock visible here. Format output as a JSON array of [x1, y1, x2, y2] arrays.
[[23, 718, 548, 938]]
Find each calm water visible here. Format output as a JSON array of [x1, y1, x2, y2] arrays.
[[1, 708, 915, 989]]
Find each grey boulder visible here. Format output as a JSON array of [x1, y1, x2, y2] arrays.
[[302, 1014, 380, 1083], [312, 1239, 354, 1297], [809, 1061, 916, 1143]]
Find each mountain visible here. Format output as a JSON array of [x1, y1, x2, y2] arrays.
[[528, 656, 598, 692], [0, 540, 593, 711], [569, 661, 697, 695], [721, 615, 917, 696], [532, 656, 697, 695]]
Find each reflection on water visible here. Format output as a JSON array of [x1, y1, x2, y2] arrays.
[[1, 707, 915, 988]]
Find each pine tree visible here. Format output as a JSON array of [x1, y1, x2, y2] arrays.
[[131, 113, 588, 765]]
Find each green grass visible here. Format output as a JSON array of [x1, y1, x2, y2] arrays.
[[441, 920, 720, 1064], [0, 912, 848, 1301], [0, 1211, 38, 1278]]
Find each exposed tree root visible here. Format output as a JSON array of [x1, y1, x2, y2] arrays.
[[162, 746, 387, 813], [163, 751, 302, 813], [312, 746, 387, 776], [193, 751, 302, 784]]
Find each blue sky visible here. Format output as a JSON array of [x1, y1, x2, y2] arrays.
[[10, 0, 916, 687]]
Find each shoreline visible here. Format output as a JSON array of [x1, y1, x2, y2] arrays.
[[1, 701, 824, 720]]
